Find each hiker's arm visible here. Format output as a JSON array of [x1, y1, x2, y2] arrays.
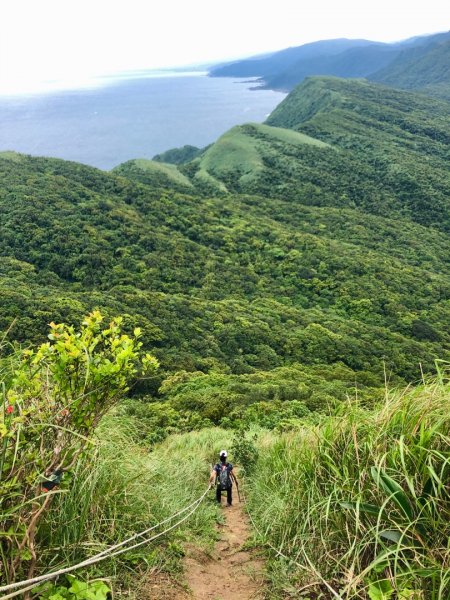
[[209, 469, 216, 486]]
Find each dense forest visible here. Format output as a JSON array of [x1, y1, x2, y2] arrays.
[[1, 76, 450, 430], [0, 72, 449, 598]]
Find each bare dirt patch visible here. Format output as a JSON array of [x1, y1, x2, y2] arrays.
[[183, 500, 265, 599]]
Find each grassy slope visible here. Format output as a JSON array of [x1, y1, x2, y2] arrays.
[[112, 157, 194, 192], [38, 420, 232, 598], [117, 78, 450, 233], [140, 78, 450, 233], [190, 123, 329, 189], [247, 375, 450, 598]]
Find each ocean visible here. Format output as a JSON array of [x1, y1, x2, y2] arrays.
[[0, 73, 286, 170]]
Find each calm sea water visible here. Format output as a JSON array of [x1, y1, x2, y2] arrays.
[[0, 74, 285, 170]]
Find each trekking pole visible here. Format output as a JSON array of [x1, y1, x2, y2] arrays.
[[235, 477, 242, 503]]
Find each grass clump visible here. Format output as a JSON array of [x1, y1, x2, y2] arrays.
[[247, 371, 450, 599], [39, 421, 232, 597]]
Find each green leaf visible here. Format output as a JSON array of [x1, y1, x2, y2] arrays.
[[398, 590, 419, 599], [340, 501, 381, 516], [368, 579, 394, 600], [371, 467, 414, 520], [379, 529, 403, 543]]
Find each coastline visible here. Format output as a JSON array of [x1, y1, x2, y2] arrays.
[[207, 72, 288, 94]]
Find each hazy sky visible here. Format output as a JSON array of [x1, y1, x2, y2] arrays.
[[1, 0, 449, 94]]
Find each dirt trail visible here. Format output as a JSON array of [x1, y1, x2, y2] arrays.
[[183, 500, 265, 600]]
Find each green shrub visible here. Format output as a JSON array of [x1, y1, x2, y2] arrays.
[[0, 312, 158, 586], [231, 429, 259, 475]]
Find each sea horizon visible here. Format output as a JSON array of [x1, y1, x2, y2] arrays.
[[0, 72, 286, 170], [0, 68, 212, 99]]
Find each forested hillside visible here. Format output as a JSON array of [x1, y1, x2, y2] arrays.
[[1, 67, 449, 600], [1, 75, 449, 431], [126, 77, 450, 231], [371, 39, 450, 99]]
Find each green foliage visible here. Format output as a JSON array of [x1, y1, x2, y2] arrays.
[[246, 372, 450, 598], [371, 39, 450, 100], [0, 313, 158, 585], [36, 576, 110, 600], [152, 144, 205, 165], [230, 429, 258, 475], [112, 158, 194, 192], [142, 362, 386, 436], [0, 91, 449, 387], [267, 77, 450, 231], [2, 69, 450, 600]]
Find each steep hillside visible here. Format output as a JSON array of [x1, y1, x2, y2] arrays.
[[371, 39, 450, 100], [0, 144, 449, 400], [1, 75, 450, 423], [248, 375, 450, 598], [265, 77, 450, 230], [2, 69, 449, 600]]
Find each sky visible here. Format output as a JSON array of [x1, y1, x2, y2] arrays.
[[1, 0, 449, 94]]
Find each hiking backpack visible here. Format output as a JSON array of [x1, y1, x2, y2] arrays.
[[216, 463, 232, 490]]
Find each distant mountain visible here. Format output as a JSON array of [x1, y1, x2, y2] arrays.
[[210, 32, 450, 93], [263, 43, 397, 90], [210, 38, 377, 81], [370, 38, 450, 100]]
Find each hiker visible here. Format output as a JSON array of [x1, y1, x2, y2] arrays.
[[209, 450, 237, 506]]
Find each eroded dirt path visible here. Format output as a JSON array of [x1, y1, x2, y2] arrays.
[[183, 500, 265, 600]]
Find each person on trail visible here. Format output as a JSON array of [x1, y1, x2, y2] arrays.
[[209, 450, 237, 506]]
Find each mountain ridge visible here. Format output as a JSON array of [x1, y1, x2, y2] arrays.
[[124, 77, 450, 233], [209, 31, 450, 98]]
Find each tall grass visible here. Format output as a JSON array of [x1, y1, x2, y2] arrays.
[[247, 375, 450, 599], [38, 418, 232, 596]]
